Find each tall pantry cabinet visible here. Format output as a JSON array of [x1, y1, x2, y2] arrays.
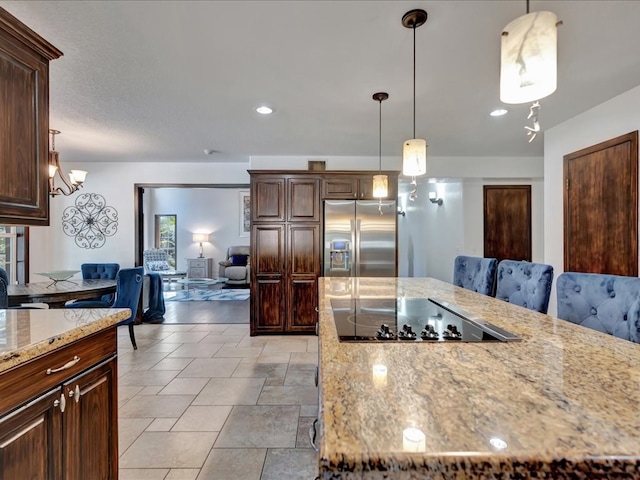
[[250, 172, 320, 335]]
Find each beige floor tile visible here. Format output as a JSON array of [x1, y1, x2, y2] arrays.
[[262, 339, 309, 353], [119, 386, 144, 405], [177, 357, 241, 378], [240, 357, 258, 364], [236, 336, 271, 347], [166, 469, 200, 480], [193, 377, 265, 406], [256, 352, 291, 364], [162, 331, 211, 343], [172, 405, 232, 431], [151, 357, 195, 371], [261, 448, 318, 480], [257, 386, 319, 406], [168, 342, 223, 358], [119, 394, 195, 418], [142, 342, 183, 353], [222, 325, 250, 335], [214, 346, 264, 358], [307, 338, 319, 352], [197, 448, 266, 480], [284, 369, 315, 386], [120, 431, 218, 469], [118, 351, 169, 366], [265, 378, 285, 386], [119, 417, 154, 455], [296, 417, 315, 448], [119, 468, 169, 479], [119, 369, 180, 387], [288, 351, 319, 369], [189, 324, 231, 332], [139, 385, 164, 395], [159, 377, 210, 395], [199, 333, 244, 344], [300, 405, 318, 417], [232, 363, 287, 378], [214, 405, 299, 448], [147, 418, 178, 432]]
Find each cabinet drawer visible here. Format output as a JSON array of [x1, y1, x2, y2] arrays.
[[0, 328, 117, 416], [190, 260, 206, 268], [190, 267, 205, 278]]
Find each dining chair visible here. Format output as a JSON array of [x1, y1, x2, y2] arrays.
[[452, 255, 498, 296], [79, 263, 119, 304], [556, 272, 640, 343], [494, 260, 554, 314], [66, 267, 144, 349]]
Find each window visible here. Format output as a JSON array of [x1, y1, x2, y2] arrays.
[[0, 226, 18, 283], [155, 215, 177, 268]]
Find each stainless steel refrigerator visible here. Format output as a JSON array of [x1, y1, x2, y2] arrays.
[[323, 200, 397, 277]]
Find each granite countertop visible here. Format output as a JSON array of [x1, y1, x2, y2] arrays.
[[0, 308, 130, 373], [318, 277, 640, 479]]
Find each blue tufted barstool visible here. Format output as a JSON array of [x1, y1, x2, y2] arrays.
[[452, 256, 498, 296], [68, 263, 120, 305], [556, 272, 640, 343], [495, 260, 554, 314]]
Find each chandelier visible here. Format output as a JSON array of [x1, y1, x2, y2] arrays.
[[48, 129, 87, 197]]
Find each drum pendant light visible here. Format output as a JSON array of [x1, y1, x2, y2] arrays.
[[401, 9, 428, 201], [372, 92, 389, 203]]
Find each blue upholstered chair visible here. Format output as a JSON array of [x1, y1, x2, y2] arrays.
[[452, 255, 498, 296], [67, 267, 144, 349], [80, 263, 119, 304], [0, 275, 7, 309], [495, 260, 554, 314], [556, 272, 640, 343]]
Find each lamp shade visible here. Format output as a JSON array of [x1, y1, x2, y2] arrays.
[[402, 138, 427, 176], [192, 233, 209, 243], [500, 11, 558, 104], [373, 174, 388, 198]]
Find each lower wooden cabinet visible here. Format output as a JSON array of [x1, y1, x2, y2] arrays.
[[0, 328, 118, 480]]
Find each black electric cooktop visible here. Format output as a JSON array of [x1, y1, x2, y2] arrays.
[[331, 297, 521, 343]]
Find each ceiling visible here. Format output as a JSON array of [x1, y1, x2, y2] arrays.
[[2, 0, 640, 164]]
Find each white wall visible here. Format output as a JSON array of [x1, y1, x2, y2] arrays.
[[544, 84, 640, 316]]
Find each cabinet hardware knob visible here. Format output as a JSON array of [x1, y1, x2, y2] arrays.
[[54, 393, 66, 412], [69, 385, 80, 402], [46, 356, 80, 375]]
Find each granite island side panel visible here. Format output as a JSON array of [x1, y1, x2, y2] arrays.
[[0, 308, 130, 373], [318, 277, 640, 479]]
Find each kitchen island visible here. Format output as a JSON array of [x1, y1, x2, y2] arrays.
[[318, 277, 640, 479], [0, 307, 129, 479]]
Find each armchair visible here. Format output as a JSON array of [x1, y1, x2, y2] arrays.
[[218, 246, 250, 286], [143, 249, 187, 283]]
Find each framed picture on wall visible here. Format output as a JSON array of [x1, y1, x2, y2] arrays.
[[239, 191, 250, 237]]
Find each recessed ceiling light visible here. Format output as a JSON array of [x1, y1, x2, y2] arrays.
[[256, 106, 273, 115], [490, 108, 508, 117]]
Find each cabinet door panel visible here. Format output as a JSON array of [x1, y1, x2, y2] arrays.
[[252, 225, 285, 275], [287, 277, 318, 331], [322, 177, 358, 199], [252, 178, 285, 221], [288, 178, 320, 222], [64, 357, 117, 480], [0, 388, 62, 480], [288, 224, 320, 275], [252, 279, 284, 333]]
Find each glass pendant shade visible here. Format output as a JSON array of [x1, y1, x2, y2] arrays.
[[402, 138, 427, 176], [500, 11, 558, 104], [373, 174, 388, 198]]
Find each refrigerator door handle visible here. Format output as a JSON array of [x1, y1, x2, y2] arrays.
[[350, 218, 357, 276], [354, 218, 361, 277]]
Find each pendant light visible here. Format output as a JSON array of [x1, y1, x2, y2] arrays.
[[372, 92, 389, 202], [401, 9, 428, 201]]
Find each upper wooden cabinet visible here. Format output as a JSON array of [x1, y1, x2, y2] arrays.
[[0, 8, 62, 225], [322, 172, 398, 200]]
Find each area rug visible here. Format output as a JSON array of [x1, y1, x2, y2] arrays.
[[164, 288, 250, 302]]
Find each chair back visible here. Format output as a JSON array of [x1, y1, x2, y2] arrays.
[[113, 267, 144, 326], [495, 260, 554, 314], [0, 276, 7, 308], [0, 267, 8, 286], [557, 272, 640, 343], [453, 256, 497, 296], [81, 263, 119, 304]]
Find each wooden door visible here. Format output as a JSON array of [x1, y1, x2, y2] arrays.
[[0, 388, 62, 480], [63, 357, 117, 480], [251, 224, 285, 334], [484, 185, 532, 262], [564, 131, 638, 275], [286, 224, 320, 332]]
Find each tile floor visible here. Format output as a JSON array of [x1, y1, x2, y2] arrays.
[[117, 323, 319, 480]]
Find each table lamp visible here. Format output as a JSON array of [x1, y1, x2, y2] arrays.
[[192, 233, 209, 258]]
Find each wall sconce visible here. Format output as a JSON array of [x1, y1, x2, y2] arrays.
[[428, 192, 443, 206], [48, 129, 88, 197], [192, 233, 210, 258]]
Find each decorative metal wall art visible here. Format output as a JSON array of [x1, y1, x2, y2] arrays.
[[62, 193, 118, 249]]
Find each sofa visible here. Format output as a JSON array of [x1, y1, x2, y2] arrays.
[[218, 246, 250, 286]]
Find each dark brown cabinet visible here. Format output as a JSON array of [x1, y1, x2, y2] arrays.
[[0, 328, 118, 480], [249, 170, 399, 335], [0, 8, 62, 225]]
